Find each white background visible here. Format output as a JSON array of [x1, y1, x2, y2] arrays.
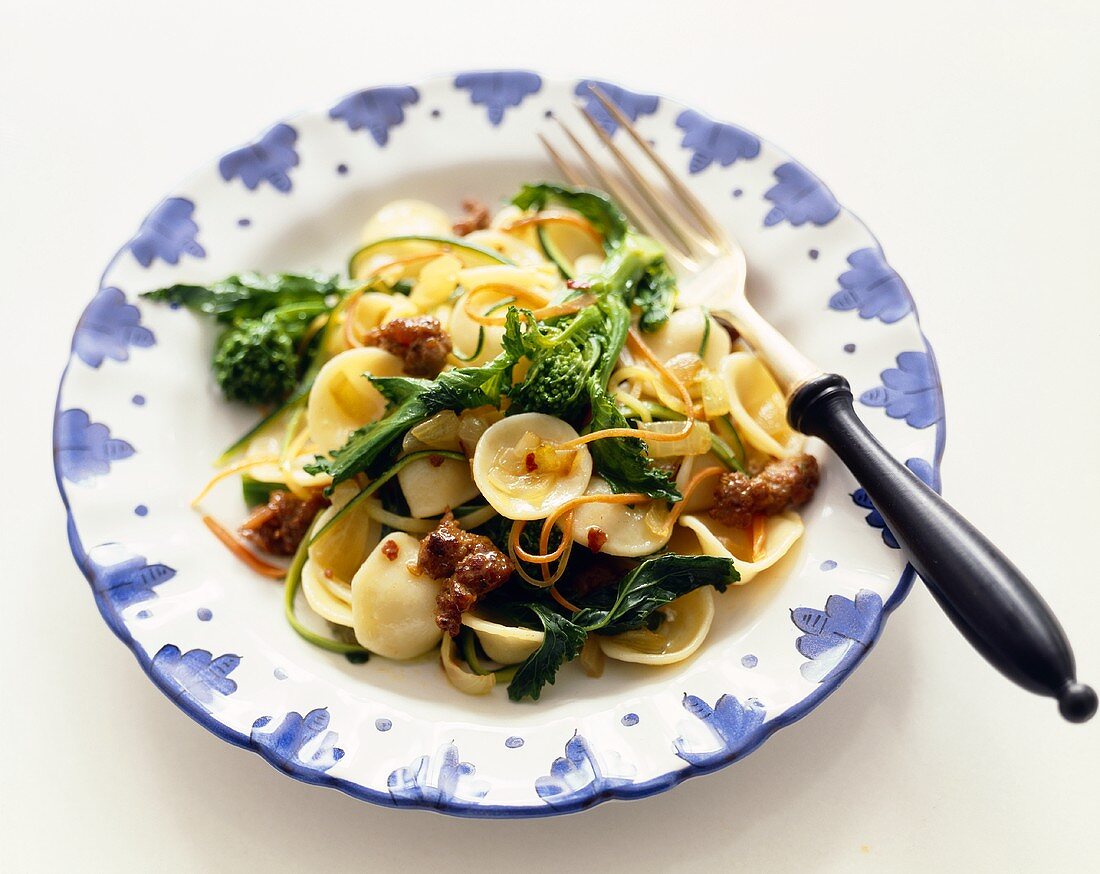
[[3, 1, 1098, 871]]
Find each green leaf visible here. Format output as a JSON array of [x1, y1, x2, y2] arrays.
[[586, 383, 681, 501], [512, 184, 629, 247], [307, 357, 516, 488], [506, 605, 588, 702], [241, 474, 279, 508], [574, 554, 739, 635], [632, 261, 678, 333], [142, 272, 341, 323]]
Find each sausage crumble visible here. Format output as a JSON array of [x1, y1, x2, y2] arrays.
[[362, 315, 453, 377], [416, 511, 514, 636], [238, 490, 329, 556], [452, 198, 491, 236], [710, 454, 820, 529]]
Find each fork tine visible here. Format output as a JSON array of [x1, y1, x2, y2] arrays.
[[575, 105, 713, 260], [537, 133, 586, 186], [588, 85, 727, 245], [551, 116, 693, 266]]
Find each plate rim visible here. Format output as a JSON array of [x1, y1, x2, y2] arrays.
[[52, 69, 947, 818]]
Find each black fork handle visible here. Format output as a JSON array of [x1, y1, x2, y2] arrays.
[[788, 373, 1096, 723]]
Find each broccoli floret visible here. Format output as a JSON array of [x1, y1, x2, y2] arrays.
[[213, 316, 299, 405], [506, 339, 594, 423]]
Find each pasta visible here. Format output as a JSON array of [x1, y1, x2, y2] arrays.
[[154, 184, 821, 703]]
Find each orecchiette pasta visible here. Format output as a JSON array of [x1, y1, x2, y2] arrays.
[[720, 352, 805, 458], [598, 587, 715, 665], [351, 533, 444, 659], [571, 476, 673, 557], [472, 413, 593, 520], [678, 511, 805, 584], [307, 347, 404, 454]]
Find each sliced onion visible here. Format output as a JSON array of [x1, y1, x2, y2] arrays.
[[639, 420, 712, 458], [409, 410, 461, 449], [458, 406, 502, 455], [701, 371, 730, 418], [578, 635, 605, 677], [441, 634, 496, 695]]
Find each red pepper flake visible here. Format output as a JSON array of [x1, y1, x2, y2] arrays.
[[428, 454, 445, 468], [381, 539, 399, 561], [587, 527, 608, 553], [323, 567, 334, 579], [566, 279, 592, 290], [525, 452, 538, 472]]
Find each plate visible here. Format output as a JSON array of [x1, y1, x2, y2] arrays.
[[53, 71, 945, 817]]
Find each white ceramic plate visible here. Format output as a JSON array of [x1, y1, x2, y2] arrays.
[[54, 72, 945, 817]]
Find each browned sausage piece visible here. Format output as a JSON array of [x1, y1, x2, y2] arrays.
[[361, 315, 453, 377], [238, 490, 329, 556], [452, 198, 491, 236], [416, 511, 514, 636], [710, 454, 820, 529]]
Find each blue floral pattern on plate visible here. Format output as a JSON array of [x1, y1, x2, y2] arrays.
[[859, 351, 944, 428], [674, 694, 767, 765], [54, 409, 134, 483], [129, 197, 205, 268], [763, 161, 841, 228], [675, 109, 761, 174], [853, 458, 938, 547], [574, 80, 659, 133], [151, 645, 240, 708], [329, 86, 419, 145], [792, 590, 884, 683], [251, 709, 344, 775], [829, 247, 913, 323], [84, 545, 176, 608], [454, 71, 542, 125], [535, 733, 634, 808], [388, 743, 488, 807], [219, 123, 299, 193], [72, 287, 155, 368]]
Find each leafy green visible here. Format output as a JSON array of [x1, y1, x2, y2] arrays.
[[241, 474, 279, 508], [141, 272, 340, 323], [506, 554, 738, 700], [506, 605, 588, 702], [632, 261, 678, 333], [573, 554, 739, 635], [143, 273, 342, 407], [212, 300, 328, 405], [305, 358, 515, 489], [587, 385, 681, 501], [512, 184, 629, 247]]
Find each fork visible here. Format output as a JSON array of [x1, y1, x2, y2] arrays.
[[541, 86, 1096, 722]]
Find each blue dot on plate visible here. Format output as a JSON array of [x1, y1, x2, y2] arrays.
[[809, 248, 820, 260], [621, 713, 640, 727], [273, 668, 288, 680], [732, 188, 743, 198], [136, 609, 151, 620], [505, 736, 525, 749], [237, 217, 251, 228], [431, 108, 442, 118], [134, 504, 148, 517], [196, 607, 212, 621], [375, 719, 392, 732], [820, 559, 838, 571], [131, 394, 145, 406], [741, 654, 759, 669], [843, 343, 856, 354], [336, 163, 348, 175]]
